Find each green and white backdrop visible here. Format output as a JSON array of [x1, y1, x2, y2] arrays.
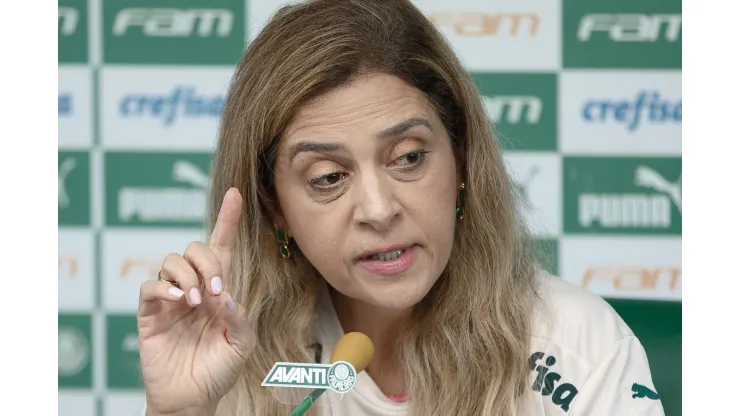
[[58, 0, 681, 415]]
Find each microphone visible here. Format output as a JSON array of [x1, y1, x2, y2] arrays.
[[288, 332, 374, 416]]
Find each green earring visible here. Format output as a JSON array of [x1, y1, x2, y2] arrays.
[[275, 225, 291, 258], [456, 183, 465, 221]]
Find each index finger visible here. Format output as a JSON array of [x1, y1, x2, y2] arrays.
[[209, 187, 243, 282]]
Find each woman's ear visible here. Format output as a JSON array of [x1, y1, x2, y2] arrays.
[[258, 179, 289, 233]]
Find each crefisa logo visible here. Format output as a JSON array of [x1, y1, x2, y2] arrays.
[[118, 86, 224, 126], [529, 352, 578, 412], [59, 93, 72, 117], [582, 90, 681, 132]]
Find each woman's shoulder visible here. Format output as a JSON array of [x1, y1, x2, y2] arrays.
[[524, 270, 665, 415], [529, 270, 636, 366]]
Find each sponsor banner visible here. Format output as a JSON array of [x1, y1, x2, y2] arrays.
[[505, 153, 561, 236], [102, 229, 205, 312], [58, 0, 88, 63], [561, 236, 681, 301], [107, 315, 144, 388], [471, 73, 558, 151], [59, 68, 94, 148], [560, 71, 681, 155], [59, 314, 93, 388], [249, 0, 559, 70], [102, 0, 246, 64], [563, 157, 681, 235], [59, 230, 95, 311], [59, 151, 91, 227], [100, 68, 231, 150], [562, 0, 681, 69], [104, 152, 212, 228], [423, 0, 560, 71], [59, 393, 96, 416]]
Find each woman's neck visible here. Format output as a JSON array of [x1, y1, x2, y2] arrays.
[[329, 288, 410, 396]]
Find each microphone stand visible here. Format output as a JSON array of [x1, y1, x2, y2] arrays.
[[289, 388, 326, 416]]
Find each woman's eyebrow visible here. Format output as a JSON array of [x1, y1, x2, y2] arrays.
[[287, 116, 434, 164], [376, 116, 434, 140]]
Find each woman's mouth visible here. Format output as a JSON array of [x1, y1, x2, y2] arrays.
[[357, 245, 418, 276], [366, 249, 405, 261]]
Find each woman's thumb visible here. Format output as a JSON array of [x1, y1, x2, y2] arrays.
[[219, 292, 256, 357]]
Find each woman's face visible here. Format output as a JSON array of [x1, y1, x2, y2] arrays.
[[272, 72, 462, 310]]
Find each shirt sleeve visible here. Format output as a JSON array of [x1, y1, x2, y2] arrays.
[[568, 336, 666, 416]]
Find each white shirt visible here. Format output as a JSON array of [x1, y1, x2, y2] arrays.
[[144, 271, 666, 415]]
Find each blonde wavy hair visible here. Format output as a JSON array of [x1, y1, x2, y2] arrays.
[[208, 0, 541, 414]]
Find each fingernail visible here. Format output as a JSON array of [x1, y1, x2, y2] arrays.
[[226, 294, 236, 312], [190, 287, 202, 305], [168, 287, 185, 299], [211, 276, 223, 294]]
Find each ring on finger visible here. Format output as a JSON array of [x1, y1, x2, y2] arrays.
[[157, 270, 180, 288]]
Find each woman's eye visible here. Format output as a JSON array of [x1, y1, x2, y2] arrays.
[[393, 151, 426, 166], [312, 172, 345, 187]]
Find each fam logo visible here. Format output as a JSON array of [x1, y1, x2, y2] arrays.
[[59, 254, 79, 279], [529, 352, 578, 412], [484, 95, 542, 125], [118, 257, 160, 281], [119, 86, 224, 126], [428, 12, 540, 37], [59, 93, 72, 117], [58, 6, 79, 36], [582, 90, 681, 131], [582, 267, 681, 298], [578, 14, 681, 43], [112, 8, 234, 38], [580, 165, 681, 229]]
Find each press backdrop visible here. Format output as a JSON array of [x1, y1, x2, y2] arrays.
[[58, 1, 682, 415]]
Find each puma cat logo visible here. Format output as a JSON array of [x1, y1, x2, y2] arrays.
[[631, 383, 659, 400]]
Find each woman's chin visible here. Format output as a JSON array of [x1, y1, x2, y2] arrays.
[[360, 277, 437, 311]]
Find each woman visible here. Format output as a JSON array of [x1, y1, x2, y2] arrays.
[[137, 1, 665, 415]]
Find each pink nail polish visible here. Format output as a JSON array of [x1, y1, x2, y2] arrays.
[[190, 287, 202, 305]]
